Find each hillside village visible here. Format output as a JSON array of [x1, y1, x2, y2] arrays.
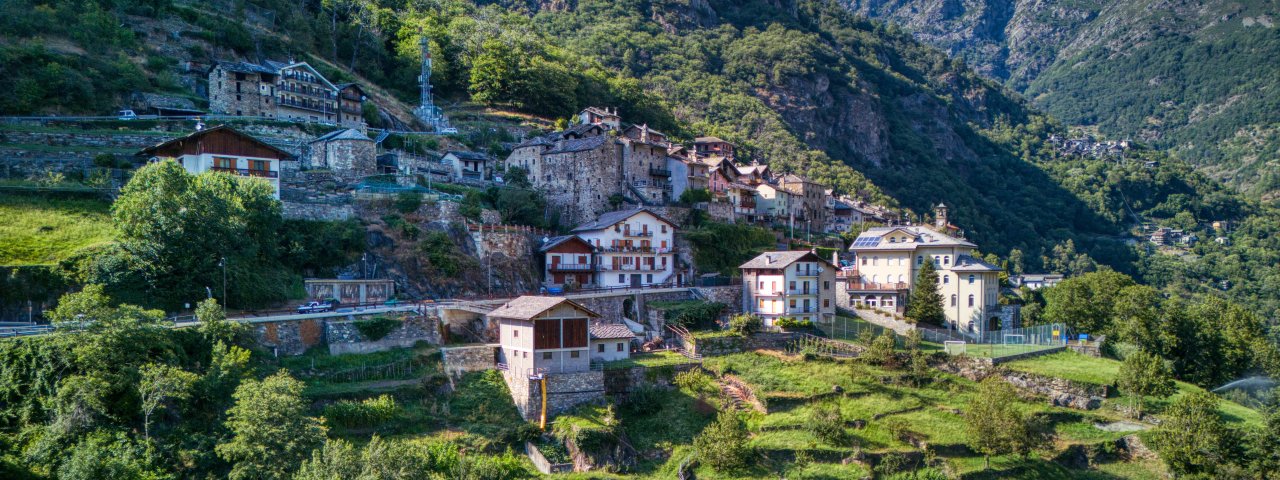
[[2, 1, 1280, 479]]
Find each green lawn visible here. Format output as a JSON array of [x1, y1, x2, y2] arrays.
[[0, 193, 116, 265], [600, 350, 696, 370], [1004, 350, 1263, 426]]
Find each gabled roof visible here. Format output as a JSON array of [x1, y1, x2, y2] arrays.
[[589, 323, 635, 340], [739, 250, 837, 270], [539, 235, 590, 252], [572, 207, 677, 233], [488, 296, 601, 321], [138, 125, 291, 159], [848, 225, 977, 251], [311, 128, 372, 143], [275, 61, 338, 91], [335, 83, 365, 94], [213, 60, 276, 75], [695, 136, 728, 144], [546, 135, 611, 154], [443, 150, 490, 161], [949, 255, 1001, 272], [580, 106, 619, 118]]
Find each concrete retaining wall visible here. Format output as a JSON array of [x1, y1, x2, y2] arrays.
[[326, 313, 441, 355]]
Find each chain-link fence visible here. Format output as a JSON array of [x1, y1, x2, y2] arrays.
[[819, 315, 1067, 359]]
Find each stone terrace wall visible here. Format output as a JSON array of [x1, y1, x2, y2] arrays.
[[504, 370, 606, 421], [251, 318, 327, 356], [690, 332, 799, 357], [695, 286, 743, 313], [441, 344, 498, 377], [933, 354, 1106, 410], [571, 290, 694, 324], [326, 313, 442, 355]]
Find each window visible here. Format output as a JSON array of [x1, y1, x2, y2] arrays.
[[570, 351, 580, 358], [861, 257, 867, 266], [789, 281, 796, 291], [789, 299, 797, 308], [823, 281, 830, 290], [968, 275, 975, 284], [944, 256, 951, 266], [943, 275, 950, 284], [968, 295, 975, 307], [758, 281, 764, 289], [917, 256, 923, 265], [618, 274, 625, 283], [616, 343, 624, 352], [950, 295, 957, 306], [646, 274, 653, 283], [661, 225, 667, 233], [823, 299, 830, 308], [523, 351, 528, 358], [214, 157, 236, 170], [598, 344, 605, 353], [872, 256, 879, 266], [513, 330, 518, 337], [542, 352, 552, 360]]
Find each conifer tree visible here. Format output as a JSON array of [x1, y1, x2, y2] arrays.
[[906, 259, 945, 326]]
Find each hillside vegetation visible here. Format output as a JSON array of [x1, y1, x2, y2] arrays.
[[0, 194, 114, 266], [841, 0, 1280, 199]]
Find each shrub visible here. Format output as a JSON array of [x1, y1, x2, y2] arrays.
[[395, 191, 423, 214], [674, 369, 718, 396], [695, 411, 752, 471], [808, 401, 846, 445], [353, 317, 401, 341], [728, 314, 762, 337], [864, 331, 898, 367], [775, 317, 813, 330], [323, 394, 399, 429]]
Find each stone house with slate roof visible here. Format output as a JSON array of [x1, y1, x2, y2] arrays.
[[306, 128, 375, 179], [589, 323, 635, 362], [207, 59, 365, 127], [490, 296, 607, 421]]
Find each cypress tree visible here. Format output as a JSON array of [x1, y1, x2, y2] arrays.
[[906, 259, 946, 326]]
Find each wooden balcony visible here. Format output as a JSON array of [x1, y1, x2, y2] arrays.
[[211, 167, 278, 178]]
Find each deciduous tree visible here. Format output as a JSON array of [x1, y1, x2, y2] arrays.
[[216, 371, 326, 480], [965, 377, 1038, 469], [1153, 391, 1228, 477], [695, 411, 752, 472], [138, 363, 197, 440], [1117, 350, 1175, 419]]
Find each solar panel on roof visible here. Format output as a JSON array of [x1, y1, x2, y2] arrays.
[[851, 236, 881, 247]]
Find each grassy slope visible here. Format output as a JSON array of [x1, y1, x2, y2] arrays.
[[0, 193, 115, 266], [558, 351, 1178, 478], [1004, 351, 1262, 426]]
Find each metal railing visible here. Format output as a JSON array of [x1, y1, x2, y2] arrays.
[[548, 263, 596, 272], [211, 167, 279, 178], [845, 281, 909, 291]]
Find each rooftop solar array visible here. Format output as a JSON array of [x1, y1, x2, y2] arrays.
[[851, 236, 881, 247]]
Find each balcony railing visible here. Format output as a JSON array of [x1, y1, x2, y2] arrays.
[[624, 230, 653, 238], [278, 98, 334, 113], [548, 263, 596, 272], [788, 307, 817, 314], [599, 264, 666, 272], [794, 270, 819, 277], [787, 289, 814, 295], [211, 167, 279, 178], [597, 246, 673, 254], [846, 281, 909, 291], [649, 167, 671, 177]]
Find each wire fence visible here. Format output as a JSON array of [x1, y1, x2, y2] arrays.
[[819, 315, 1068, 359]]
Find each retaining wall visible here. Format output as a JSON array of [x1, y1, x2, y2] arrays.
[[326, 313, 441, 355], [441, 344, 498, 377], [504, 370, 606, 421], [933, 354, 1106, 410]]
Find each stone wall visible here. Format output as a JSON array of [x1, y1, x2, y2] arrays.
[[282, 201, 355, 220], [602, 362, 702, 395], [933, 354, 1106, 410], [570, 290, 694, 324], [470, 228, 539, 260], [441, 345, 498, 377], [690, 332, 800, 357], [504, 370, 606, 421], [251, 318, 327, 356], [695, 286, 743, 313], [326, 313, 442, 355], [305, 138, 376, 179]]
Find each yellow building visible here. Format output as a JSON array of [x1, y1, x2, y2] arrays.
[[844, 206, 1002, 335]]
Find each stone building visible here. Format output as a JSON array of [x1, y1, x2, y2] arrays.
[[206, 59, 364, 126], [442, 150, 492, 180], [208, 62, 278, 118], [306, 128, 376, 179], [778, 174, 828, 229], [508, 123, 624, 226]]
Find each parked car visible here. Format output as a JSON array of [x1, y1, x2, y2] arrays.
[[438, 127, 458, 134], [117, 110, 138, 120], [296, 301, 334, 314]]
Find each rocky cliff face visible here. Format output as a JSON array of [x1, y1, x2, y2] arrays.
[[839, 0, 1280, 198]]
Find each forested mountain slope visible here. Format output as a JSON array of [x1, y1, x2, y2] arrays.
[[839, 0, 1280, 200]]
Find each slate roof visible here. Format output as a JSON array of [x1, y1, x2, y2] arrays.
[[488, 296, 600, 321], [848, 225, 977, 251], [949, 255, 1002, 272], [546, 135, 611, 155], [695, 136, 728, 144], [571, 207, 677, 233], [311, 128, 372, 143], [444, 150, 490, 161], [214, 60, 276, 75], [589, 323, 635, 340], [739, 250, 835, 270], [138, 125, 291, 159]]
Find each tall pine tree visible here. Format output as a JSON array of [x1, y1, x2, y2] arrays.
[[906, 259, 945, 326]]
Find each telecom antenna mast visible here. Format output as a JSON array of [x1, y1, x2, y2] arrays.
[[413, 30, 452, 132]]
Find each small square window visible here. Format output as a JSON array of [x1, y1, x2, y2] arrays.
[[598, 344, 605, 353], [570, 351, 580, 358], [513, 330, 518, 337], [542, 352, 552, 360], [616, 343, 624, 352]]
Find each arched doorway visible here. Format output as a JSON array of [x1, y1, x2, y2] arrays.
[[988, 316, 1001, 332]]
